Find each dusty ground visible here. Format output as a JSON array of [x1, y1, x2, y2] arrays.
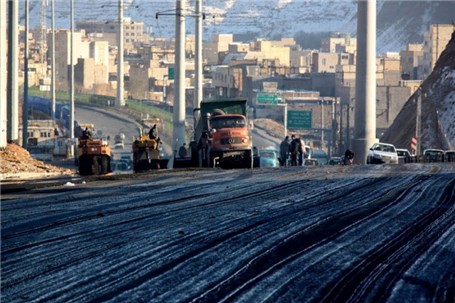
[[0, 143, 76, 180]]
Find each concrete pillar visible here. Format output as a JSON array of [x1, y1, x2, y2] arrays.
[[117, 0, 125, 107], [194, 0, 203, 118], [69, 0, 74, 157], [7, 0, 19, 142], [22, 0, 29, 148], [173, 0, 186, 153], [353, 0, 377, 164], [0, 0, 7, 148]]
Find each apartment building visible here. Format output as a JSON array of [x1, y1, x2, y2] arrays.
[[421, 24, 453, 79], [400, 43, 423, 80], [48, 30, 90, 89]]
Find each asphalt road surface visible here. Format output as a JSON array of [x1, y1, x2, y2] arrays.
[[2, 163, 455, 303]]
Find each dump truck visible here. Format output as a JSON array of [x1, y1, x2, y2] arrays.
[[132, 129, 169, 172], [76, 124, 112, 176], [174, 98, 253, 169]]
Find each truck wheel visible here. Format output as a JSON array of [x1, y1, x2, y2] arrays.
[[79, 155, 91, 175], [100, 156, 109, 174], [91, 156, 100, 175], [245, 150, 253, 169]]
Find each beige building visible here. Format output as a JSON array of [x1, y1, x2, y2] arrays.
[[48, 30, 90, 89], [400, 43, 423, 79], [421, 24, 453, 78], [312, 52, 339, 73], [204, 34, 234, 65], [321, 33, 357, 54]]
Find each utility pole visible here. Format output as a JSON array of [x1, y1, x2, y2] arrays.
[[194, 0, 203, 123], [415, 90, 422, 155], [117, 0, 125, 107], [22, 0, 29, 148], [1, 0, 7, 148], [353, 0, 377, 164], [173, 0, 187, 153], [51, 0, 56, 121], [69, 0, 74, 158], [7, 0, 19, 142]]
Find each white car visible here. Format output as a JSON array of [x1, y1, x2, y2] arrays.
[[396, 148, 411, 163], [367, 142, 399, 164]]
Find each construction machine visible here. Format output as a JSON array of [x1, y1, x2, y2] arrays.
[[174, 98, 253, 169], [76, 124, 112, 175], [132, 129, 169, 172]]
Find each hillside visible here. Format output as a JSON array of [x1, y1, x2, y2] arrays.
[[381, 31, 455, 151], [26, 0, 454, 53]]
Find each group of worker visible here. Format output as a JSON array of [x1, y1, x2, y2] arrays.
[[279, 134, 355, 166], [279, 135, 307, 167]]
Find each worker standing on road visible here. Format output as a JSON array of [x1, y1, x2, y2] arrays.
[[179, 143, 188, 158], [198, 132, 210, 167], [290, 135, 300, 166], [279, 136, 290, 167], [344, 149, 355, 165]]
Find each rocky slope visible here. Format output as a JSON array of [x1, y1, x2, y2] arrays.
[[381, 31, 455, 151]]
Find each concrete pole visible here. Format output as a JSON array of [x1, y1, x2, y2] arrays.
[[7, 0, 19, 142], [415, 91, 422, 155], [22, 0, 29, 148], [173, 0, 186, 154], [0, 0, 7, 148], [117, 0, 125, 107], [194, 0, 203, 117], [69, 0, 74, 157], [353, 0, 377, 164], [51, 0, 56, 121]]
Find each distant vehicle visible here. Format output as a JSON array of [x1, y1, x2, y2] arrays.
[[259, 149, 279, 168], [328, 157, 342, 165], [396, 148, 411, 163], [312, 150, 329, 165], [423, 149, 444, 162], [114, 133, 126, 149], [367, 142, 399, 164], [445, 150, 455, 162]]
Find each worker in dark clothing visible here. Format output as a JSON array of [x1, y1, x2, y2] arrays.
[[290, 135, 300, 166], [279, 136, 290, 167], [81, 127, 92, 139], [344, 149, 355, 165], [149, 124, 158, 140], [179, 143, 188, 158], [198, 132, 210, 167]]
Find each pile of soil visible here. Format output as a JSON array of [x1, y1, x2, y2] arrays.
[[0, 143, 75, 176]]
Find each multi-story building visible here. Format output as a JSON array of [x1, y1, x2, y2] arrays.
[[321, 32, 357, 54], [400, 43, 423, 80], [48, 30, 90, 90], [421, 24, 453, 79]]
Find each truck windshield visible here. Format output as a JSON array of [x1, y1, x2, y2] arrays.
[[210, 117, 246, 129]]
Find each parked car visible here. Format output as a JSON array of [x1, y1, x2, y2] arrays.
[[259, 149, 279, 168], [367, 142, 399, 164], [423, 149, 444, 162], [445, 150, 455, 162], [312, 150, 329, 165], [396, 148, 412, 163], [328, 157, 342, 165]]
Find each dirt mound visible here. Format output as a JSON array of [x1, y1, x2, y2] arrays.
[[0, 143, 75, 176]]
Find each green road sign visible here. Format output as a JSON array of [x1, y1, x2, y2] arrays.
[[256, 93, 279, 105], [168, 67, 175, 80], [287, 110, 312, 129]]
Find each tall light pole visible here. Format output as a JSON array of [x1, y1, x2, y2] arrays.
[[1, 0, 7, 148], [7, 0, 19, 142], [51, 0, 56, 121], [22, 0, 29, 148], [173, 0, 187, 153], [353, 0, 377, 164], [117, 0, 125, 107], [194, 0, 203, 119], [69, 0, 74, 157]]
